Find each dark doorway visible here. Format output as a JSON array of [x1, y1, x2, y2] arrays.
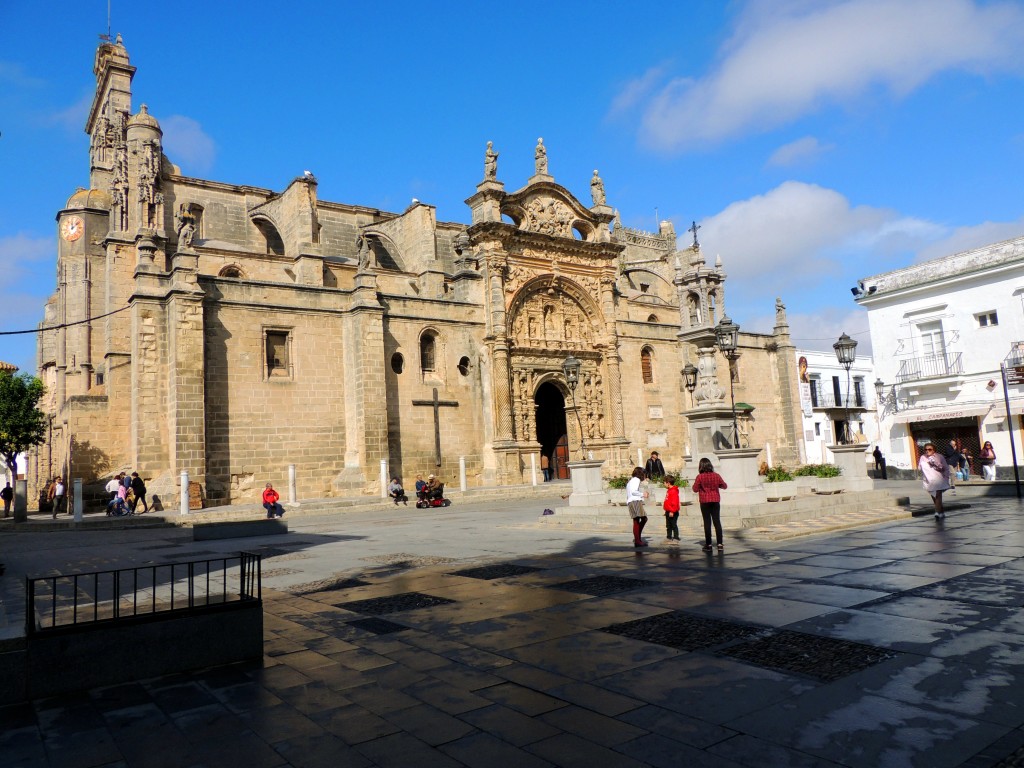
[[535, 382, 568, 480]]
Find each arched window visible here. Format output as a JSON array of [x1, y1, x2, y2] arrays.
[[641, 346, 654, 384], [457, 356, 471, 376], [253, 218, 285, 256], [391, 353, 404, 374], [647, 314, 659, 323], [219, 264, 244, 278], [420, 333, 436, 373]]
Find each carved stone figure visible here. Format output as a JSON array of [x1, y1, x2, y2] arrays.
[[775, 297, 787, 326], [357, 235, 374, 272], [484, 141, 498, 180], [175, 203, 196, 250], [534, 138, 548, 176], [526, 198, 572, 237], [590, 170, 605, 206]]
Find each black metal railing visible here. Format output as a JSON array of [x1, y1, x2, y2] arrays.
[[896, 352, 963, 383], [26, 552, 261, 635], [809, 391, 867, 409]]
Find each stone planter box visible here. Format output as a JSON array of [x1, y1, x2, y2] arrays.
[[765, 480, 798, 501], [795, 476, 817, 494], [813, 477, 844, 495]]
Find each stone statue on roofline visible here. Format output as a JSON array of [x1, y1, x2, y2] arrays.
[[590, 170, 605, 206], [484, 141, 498, 180], [175, 203, 196, 250], [535, 138, 547, 176]]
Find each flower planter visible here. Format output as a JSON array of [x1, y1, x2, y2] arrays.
[[795, 476, 816, 494], [765, 480, 798, 501], [812, 476, 844, 495]]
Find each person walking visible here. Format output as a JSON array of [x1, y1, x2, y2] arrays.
[[626, 466, 649, 547], [662, 475, 681, 542], [130, 472, 149, 514], [1, 482, 12, 517], [541, 453, 551, 482], [52, 477, 66, 519], [691, 458, 728, 552], [979, 441, 997, 482], [919, 442, 951, 519], [873, 446, 887, 480], [262, 482, 284, 518]]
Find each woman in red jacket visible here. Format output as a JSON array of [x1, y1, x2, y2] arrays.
[[691, 458, 727, 552], [262, 483, 284, 519]]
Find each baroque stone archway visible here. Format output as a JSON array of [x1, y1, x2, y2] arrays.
[[506, 277, 610, 455]]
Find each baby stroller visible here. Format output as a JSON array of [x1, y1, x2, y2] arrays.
[[416, 482, 451, 508]]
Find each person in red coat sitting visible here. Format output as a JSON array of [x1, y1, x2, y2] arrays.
[[262, 483, 284, 518]]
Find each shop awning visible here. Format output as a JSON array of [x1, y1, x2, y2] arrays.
[[892, 403, 993, 424]]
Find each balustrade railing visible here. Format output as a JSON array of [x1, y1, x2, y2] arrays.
[[896, 352, 963, 383]]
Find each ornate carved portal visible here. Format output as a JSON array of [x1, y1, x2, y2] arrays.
[[505, 278, 610, 453]]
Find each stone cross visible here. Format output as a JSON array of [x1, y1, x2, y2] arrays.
[[412, 388, 459, 467]]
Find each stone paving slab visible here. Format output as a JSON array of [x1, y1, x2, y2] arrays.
[[3, 491, 1024, 765]]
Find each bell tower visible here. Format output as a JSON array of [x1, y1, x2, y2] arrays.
[[86, 34, 135, 194]]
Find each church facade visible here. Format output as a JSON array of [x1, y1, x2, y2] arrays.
[[30, 37, 804, 507]]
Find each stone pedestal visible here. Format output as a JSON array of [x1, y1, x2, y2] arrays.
[[717, 447, 767, 505], [828, 444, 874, 492], [567, 460, 607, 507], [13, 479, 27, 523], [685, 405, 742, 454]]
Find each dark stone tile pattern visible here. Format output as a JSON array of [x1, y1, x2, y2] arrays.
[[547, 575, 659, 597], [723, 629, 897, 682], [600, 611, 763, 651], [338, 592, 456, 616], [347, 618, 410, 635], [451, 564, 544, 580]]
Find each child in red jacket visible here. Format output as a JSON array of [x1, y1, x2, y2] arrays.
[[691, 458, 727, 552], [662, 476, 681, 541], [262, 483, 284, 519]]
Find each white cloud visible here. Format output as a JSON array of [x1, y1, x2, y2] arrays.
[[626, 0, 1024, 150], [699, 181, 903, 289], [765, 136, 833, 168], [0, 61, 45, 88], [48, 94, 92, 132], [608, 64, 669, 118], [914, 217, 1024, 263], [161, 115, 216, 175]]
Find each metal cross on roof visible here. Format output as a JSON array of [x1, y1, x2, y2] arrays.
[[689, 220, 701, 248]]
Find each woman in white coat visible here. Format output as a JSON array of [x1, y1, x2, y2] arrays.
[[626, 466, 649, 547], [918, 443, 951, 519]]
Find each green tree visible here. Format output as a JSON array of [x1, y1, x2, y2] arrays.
[[0, 370, 47, 486]]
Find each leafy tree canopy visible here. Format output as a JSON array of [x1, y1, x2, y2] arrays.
[[0, 371, 47, 474]]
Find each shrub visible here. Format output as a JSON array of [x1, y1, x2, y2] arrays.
[[793, 464, 841, 478], [764, 466, 794, 482], [607, 475, 631, 489], [661, 473, 689, 488]]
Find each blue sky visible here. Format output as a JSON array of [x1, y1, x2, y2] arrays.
[[4, 0, 1024, 375]]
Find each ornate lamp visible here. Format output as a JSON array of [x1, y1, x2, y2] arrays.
[[682, 362, 698, 408], [561, 355, 586, 459], [714, 315, 741, 447], [833, 332, 858, 443], [874, 377, 898, 413]]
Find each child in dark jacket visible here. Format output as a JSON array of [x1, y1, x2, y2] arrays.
[[662, 476, 681, 541]]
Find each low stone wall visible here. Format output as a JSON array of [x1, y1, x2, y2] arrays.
[[2, 601, 262, 703]]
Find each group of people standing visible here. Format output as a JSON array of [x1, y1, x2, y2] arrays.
[[105, 472, 149, 516], [627, 452, 728, 552]]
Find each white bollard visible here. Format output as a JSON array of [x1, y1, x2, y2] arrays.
[[460, 457, 467, 492], [530, 454, 538, 486], [180, 471, 189, 515], [380, 460, 388, 498], [766, 442, 773, 468], [73, 478, 83, 522], [288, 464, 297, 503], [637, 448, 643, 468]]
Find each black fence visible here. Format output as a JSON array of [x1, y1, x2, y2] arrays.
[[26, 552, 262, 635]]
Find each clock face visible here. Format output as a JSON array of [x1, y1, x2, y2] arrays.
[[61, 216, 84, 242]]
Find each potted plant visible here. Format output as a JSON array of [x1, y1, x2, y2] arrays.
[[794, 463, 843, 494], [763, 466, 797, 501]]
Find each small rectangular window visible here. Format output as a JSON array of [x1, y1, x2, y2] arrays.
[[814, 422, 821, 436], [976, 311, 998, 327], [265, 330, 291, 378], [641, 349, 654, 384]]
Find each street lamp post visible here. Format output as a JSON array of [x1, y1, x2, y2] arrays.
[[833, 332, 858, 444], [714, 315, 740, 448], [561, 355, 587, 460], [682, 362, 698, 407]]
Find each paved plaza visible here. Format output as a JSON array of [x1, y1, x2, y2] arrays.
[[2, 483, 1024, 767]]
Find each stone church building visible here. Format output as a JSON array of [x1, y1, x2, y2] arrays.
[[30, 37, 803, 507]]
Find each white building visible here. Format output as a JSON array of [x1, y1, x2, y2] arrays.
[[794, 348, 879, 466], [855, 235, 1024, 475]]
